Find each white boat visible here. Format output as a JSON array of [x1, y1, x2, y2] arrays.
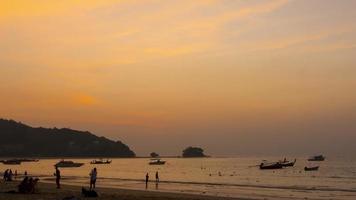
[[54, 160, 84, 168], [149, 158, 166, 165], [90, 159, 112, 164]]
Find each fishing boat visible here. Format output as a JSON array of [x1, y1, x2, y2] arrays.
[[149, 158, 166, 165], [308, 155, 325, 161], [259, 161, 283, 170], [90, 159, 111, 164], [304, 166, 319, 171], [280, 159, 296, 167], [54, 160, 84, 168], [0, 159, 21, 165], [17, 158, 39, 162]]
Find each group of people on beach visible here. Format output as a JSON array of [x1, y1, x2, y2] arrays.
[[18, 176, 39, 194], [145, 171, 160, 188], [53, 166, 97, 190], [3, 169, 17, 181], [3, 169, 39, 194], [53, 166, 159, 190], [4, 166, 160, 193]]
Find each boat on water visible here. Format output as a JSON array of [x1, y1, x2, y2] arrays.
[[259, 158, 296, 170], [308, 155, 325, 161], [90, 159, 111, 164], [0, 159, 21, 165], [304, 166, 319, 171], [280, 159, 296, 167], [149, 158, 166, 165], [17, 158, 39, 162], [54, 160, 84, 168], [259, 161, 283, 170]]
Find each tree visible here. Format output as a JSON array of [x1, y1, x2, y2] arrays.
[[182, 146, 206, 157]]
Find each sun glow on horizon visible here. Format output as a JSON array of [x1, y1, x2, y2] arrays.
[[1, 0, 356, 155]]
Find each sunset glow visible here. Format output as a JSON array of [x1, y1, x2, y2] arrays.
[[1, 0, 356, 156]]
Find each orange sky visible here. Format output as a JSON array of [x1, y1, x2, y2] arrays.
[[1, 0, 356, 156]]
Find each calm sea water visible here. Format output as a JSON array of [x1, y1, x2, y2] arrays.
[[1, 157, 356, 199]]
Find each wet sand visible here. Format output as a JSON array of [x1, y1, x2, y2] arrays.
[[0, 180, 245, 200]]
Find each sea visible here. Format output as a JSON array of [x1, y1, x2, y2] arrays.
[[1, 156, 356, 199]]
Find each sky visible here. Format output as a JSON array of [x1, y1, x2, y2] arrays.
[[1, 0, 356, 156]]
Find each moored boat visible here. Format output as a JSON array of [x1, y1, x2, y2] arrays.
[[54, 160, 84, 168], [308, 155, 325, 161], [149, 158, 166, 165], [0, 159, 21, 165], [17, 158, 39, 162], [90, 159, 111, 164], [280, 159, 296, 167], [304, 166, 319, 171], [259, 162, 283, 170]]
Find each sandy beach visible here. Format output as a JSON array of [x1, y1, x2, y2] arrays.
[[0, 180, 244, 200]]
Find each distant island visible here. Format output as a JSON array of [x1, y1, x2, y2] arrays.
[[0, 119, 135, 158], [182, 146, 207, 157], [150, 152, 160, 158]]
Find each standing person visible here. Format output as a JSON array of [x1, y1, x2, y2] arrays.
[[89, 168, 97, 190], [155, 171, 159, 183], [3, 169, 8, 181], [54, 166, 61, 189], [8, 169, 13, 181], [145, 173, 149, 188]]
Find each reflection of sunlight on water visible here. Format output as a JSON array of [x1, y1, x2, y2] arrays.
[[1, 157, 356, 199]]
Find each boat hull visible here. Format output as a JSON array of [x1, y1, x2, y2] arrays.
[[308, 158, 325, 161], [0, 160, 22, 165], [90, 161, 111, 164], [304, 166, 319, 171], [260, 163, 283, 170], [55, 163, 84, 168], [149, 161, 166, 165]]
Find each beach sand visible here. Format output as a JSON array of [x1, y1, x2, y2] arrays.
[[0, 180, 244, 200]]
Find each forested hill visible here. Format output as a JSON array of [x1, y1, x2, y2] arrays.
[[0, 119, 135, 157]]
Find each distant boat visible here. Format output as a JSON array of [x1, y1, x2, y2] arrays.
[[0, 159, 21, 165], [304, 166, 319, 171], [90, 159, 111, 164], [17, 158, 39, 162], [259, 161, 283, 170], [280, 159, 296, 167], [308, 155, 325, 161], [149, 158, 166, 165], [54, 160, 84, 168]]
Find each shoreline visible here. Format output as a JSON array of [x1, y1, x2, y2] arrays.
[[2, 172, 356, 200], [0, 180, 245, 200]]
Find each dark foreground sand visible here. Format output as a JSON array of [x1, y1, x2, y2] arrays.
[[0, 180, 244, 200]]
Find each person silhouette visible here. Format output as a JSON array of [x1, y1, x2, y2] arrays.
[[145, 173, 149, 189], [54, 166, 61, 189], [90, 168, 97, 190], [155, 171, 159, 183]]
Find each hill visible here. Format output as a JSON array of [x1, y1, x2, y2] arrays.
[[0, 119, 135, 157]]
